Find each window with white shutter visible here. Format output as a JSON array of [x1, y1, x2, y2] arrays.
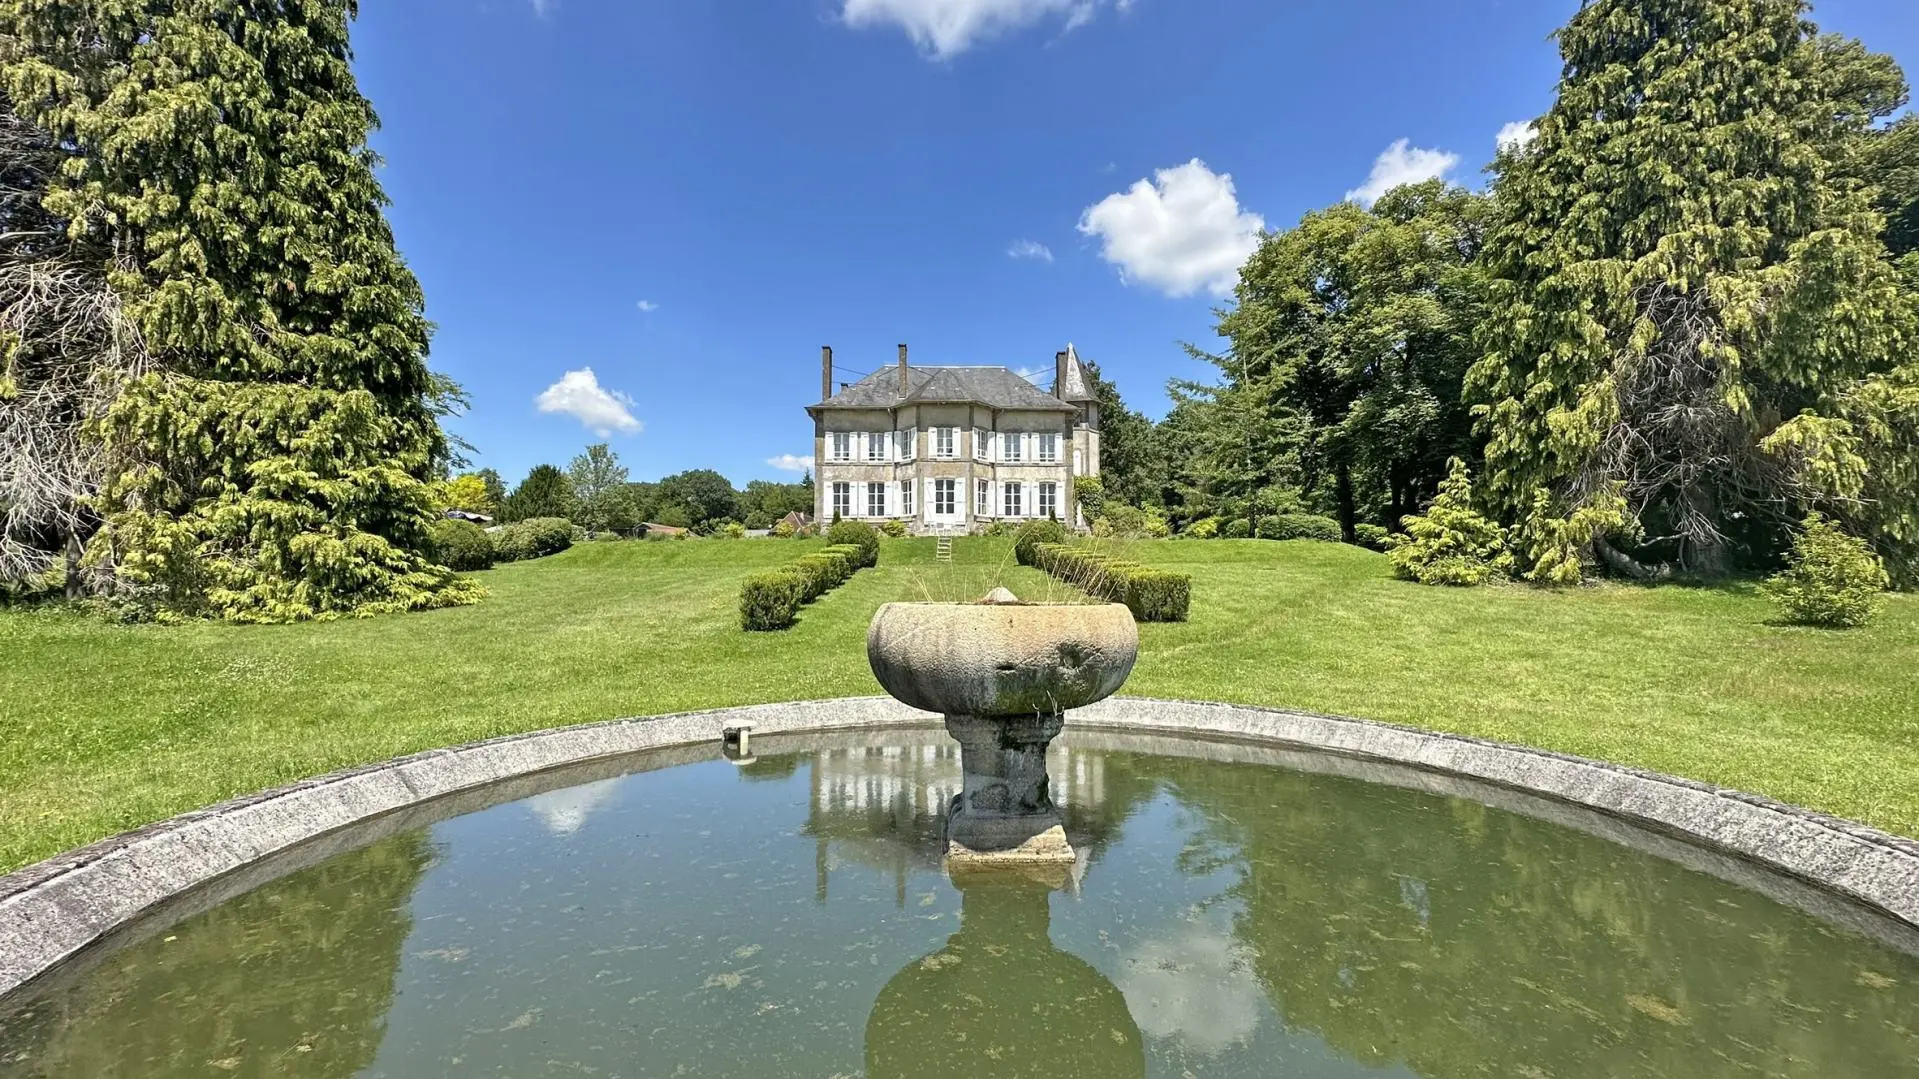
[[902, 481, 915, 517], [1004, 432, 1022, 462], [1002, 482, 1022, 517], [934, 479, 957, 515], [831, 432, 851, 462], [934, 427, 956, 458], [1038, 433, 1059, 463], [867, 432, 886, 461], [1038, 482, 1057, 519], [831, 482, 851, 518]]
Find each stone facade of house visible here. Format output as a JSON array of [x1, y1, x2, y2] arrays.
[[806, 344, 1102, 534]]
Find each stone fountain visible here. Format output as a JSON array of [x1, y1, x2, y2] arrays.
[[867, 588, 1138, 866]]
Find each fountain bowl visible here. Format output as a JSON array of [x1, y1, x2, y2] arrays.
[[865, 600, 1138, 719]]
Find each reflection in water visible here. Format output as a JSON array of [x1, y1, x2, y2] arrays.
[[0, 832, 430, 1078], [1, 736, 1916, 1079], [521, 775, 622, 835], [866, 871, 1144, 1079]]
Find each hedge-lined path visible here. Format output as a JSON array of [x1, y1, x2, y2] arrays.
[[2, 537, 1916, 872]]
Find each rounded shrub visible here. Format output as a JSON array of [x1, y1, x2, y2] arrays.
[[427, 518, 495, 571], [1222, 518, 1252, 539], [1014, 518, 1069, 566], [825, 520, 880, 568], [1353, 523, 1390, 551], [880, 520, 908, 538], [770, 520, 797, 539], [1180, 517, 1221, 540], [494, 516, 574, 562], [717, 521, 746, 540], [1256, 513, 1343, 542], [1763, 514, 1890, 628]]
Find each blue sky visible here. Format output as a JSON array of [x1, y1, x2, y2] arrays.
[[349, 0, 1919, 488]]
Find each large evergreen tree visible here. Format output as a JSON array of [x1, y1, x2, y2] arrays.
[[1, 0, 477, 619], [1468, 0, 1918, 579]]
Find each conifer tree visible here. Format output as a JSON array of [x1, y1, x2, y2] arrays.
[[1469, 0, 1918, 579], [1, 0, 479, 619]]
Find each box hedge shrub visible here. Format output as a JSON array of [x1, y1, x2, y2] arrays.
[[740, 543, 870, 630], [1222, 518, 1252, 539], [1034, 542, 1190, 623], [740, 570, 807, 630], [825, 520, 880, 568], [1014, 518, 1069, 565], [1256, 513, 1343, 542], [428, 518, 495, 571], [1353, 523, 1390, 550]]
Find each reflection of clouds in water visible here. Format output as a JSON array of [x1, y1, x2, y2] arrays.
[[522, 778, 622, 836], [1114, 916, 1262, 1055]]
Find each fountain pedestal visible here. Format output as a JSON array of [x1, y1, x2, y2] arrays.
[[943, 713, 1073, 864], [867, 589, 1138, 869]]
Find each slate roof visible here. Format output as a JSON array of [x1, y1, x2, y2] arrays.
[[1057, 343, 1097, 404], [810, 365, 1078, 413]]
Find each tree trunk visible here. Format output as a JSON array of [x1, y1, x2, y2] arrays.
[[1334, 461, 1357, 544]]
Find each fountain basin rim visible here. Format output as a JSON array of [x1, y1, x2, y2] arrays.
[[2, 695, 1917, 999]]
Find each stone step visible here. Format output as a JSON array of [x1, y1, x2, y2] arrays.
[[935, 536, 954, 563]]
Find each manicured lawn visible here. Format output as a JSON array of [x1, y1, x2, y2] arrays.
[[2, 537, 1915, 872]]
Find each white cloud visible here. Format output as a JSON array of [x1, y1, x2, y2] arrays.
[[1495, 121, 1538, 153], [535, 368, 642, 437], [1078, 158, 1264, 298], [635, 299, 659, 312], [841, 0, 1133, 59], [767, 453, 816, 473], [523, 778, 621, 836], [1345, 139, 1460, 206], [1013, 365, 1049, 384], [1115, 917, 1263, 1056], [1007, 239, 1054, 262]]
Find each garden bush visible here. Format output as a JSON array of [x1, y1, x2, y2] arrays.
[[1256, 513, 1342, 542], [1222, 519, 1252, 539], [1388, 460, 1511, 587], [1142, 510, 1171, 539], [1034, 542, 1191, 622], [825, 520, 880, 568], [740, 543, 870, 630], [740, 570, 807, 630], [983, 520, 1014, 537], [1763, 514, 1890, 628], [771, 520, 797, 539], [1014, 518, 1069, 566], [1093, 503, 1147, 538], [427, 518, 495, 571], [1180, 517, 1220, 540], [494, 516, 575, 563], [1353, 523, 1389, 551], [880, 520, 908, 538], [716, 521, 747, 539]]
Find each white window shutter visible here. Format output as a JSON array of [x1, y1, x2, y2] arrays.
[[1025, 481, 1037, 518]]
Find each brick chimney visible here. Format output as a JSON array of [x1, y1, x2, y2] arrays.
[[1055, 349, 1069, 399], [898, 343, 909, 396], [821, 345, 833, 401]]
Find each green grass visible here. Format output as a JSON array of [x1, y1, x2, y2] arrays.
[[2, 537, 1915, 872]]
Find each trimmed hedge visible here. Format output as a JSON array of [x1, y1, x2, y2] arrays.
[[1014, 518, 1069, 566], [1222, 518, 1252, 539], [825, 520, 880, 568], [1034, 542, 1190, 623], [1354, 523, 1390, 551], [1256, 513, 1343, 542], [740, 543, 869, 630], [428, 518, 495, 571], [494, 516, 574, 563]]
